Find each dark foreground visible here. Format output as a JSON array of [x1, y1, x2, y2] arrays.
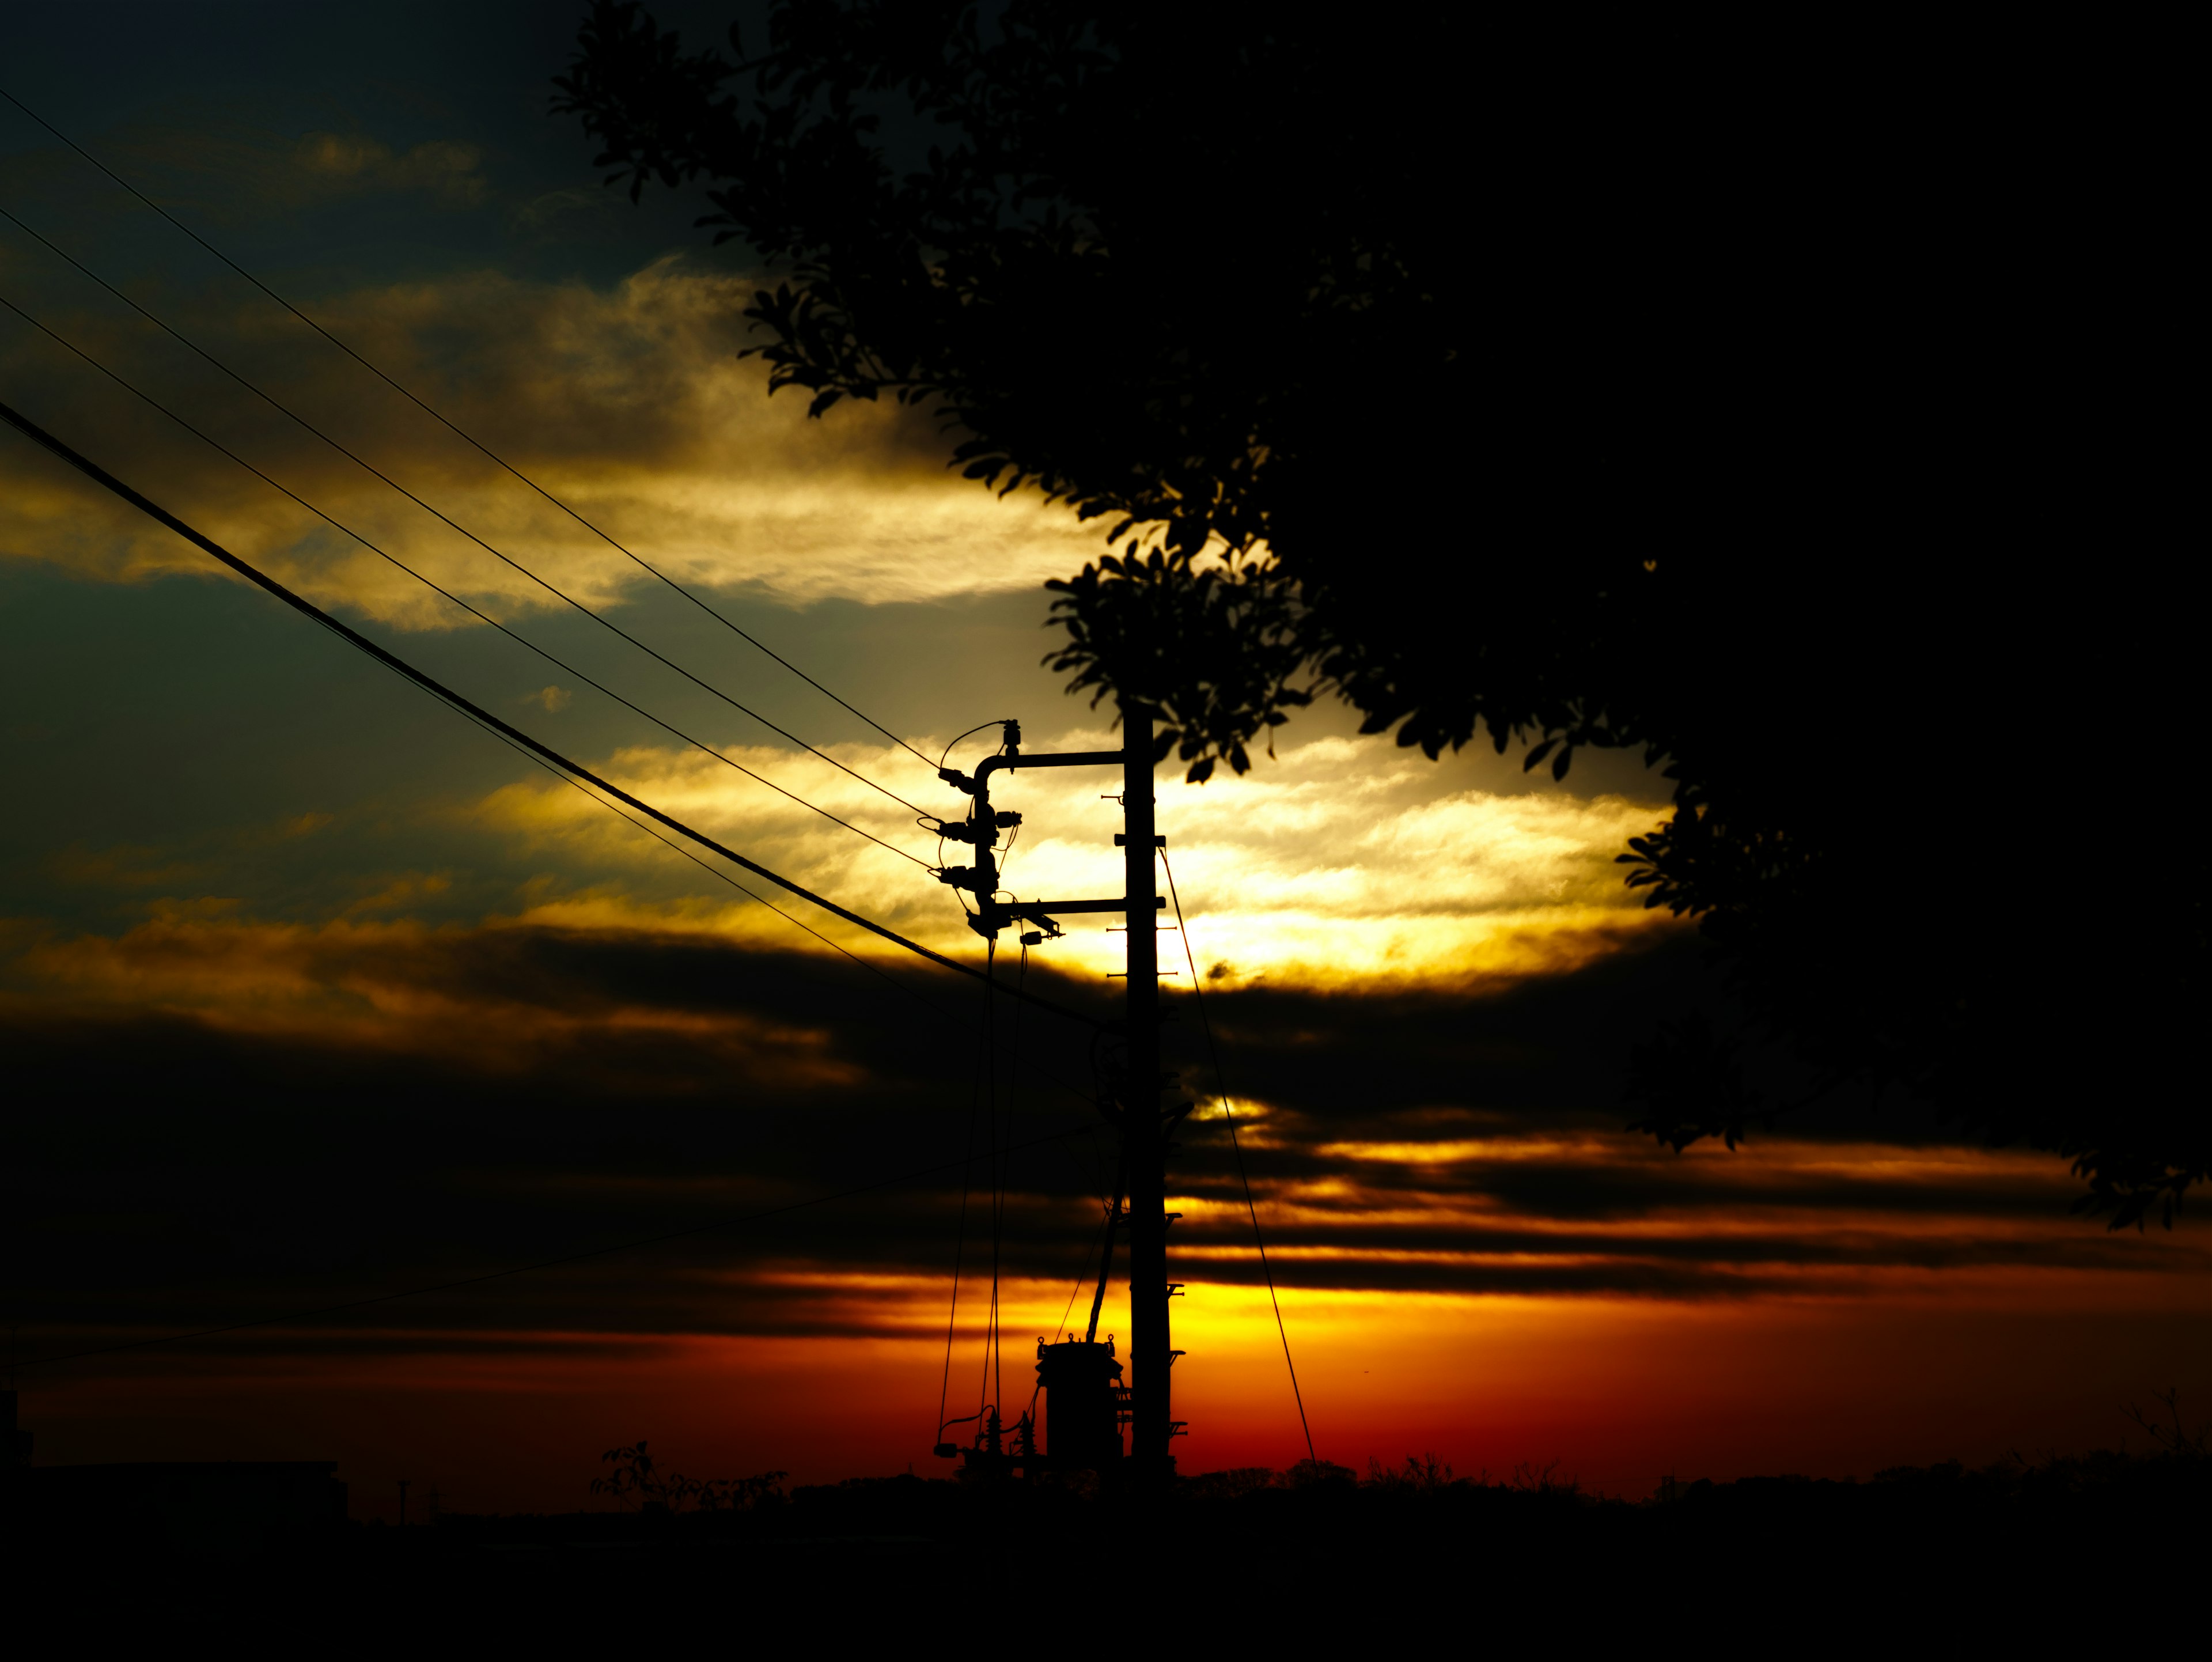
[[8, 1451, 2205, 1633]]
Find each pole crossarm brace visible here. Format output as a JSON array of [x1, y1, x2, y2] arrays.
[[994, 749, 1124, 775], [941, 749, 1123, 795], [1005, 898, 1165, 918]]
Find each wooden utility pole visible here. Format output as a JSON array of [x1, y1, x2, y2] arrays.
[[948, 705, 1178, 1478], [1119, 701, 1172, 1475]]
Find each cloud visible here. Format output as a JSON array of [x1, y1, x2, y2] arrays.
[[460, 724, 1676, 990], [0, 257, 1111, 620], [5, 115, 494, 227], [6, 916, 2203, 1376], [508, 186, 620, 234], [6, 911, 865, 1091], [291, 132, 488, 206]]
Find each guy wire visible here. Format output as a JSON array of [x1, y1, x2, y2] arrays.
[[1161, 847, 1317, 1467]]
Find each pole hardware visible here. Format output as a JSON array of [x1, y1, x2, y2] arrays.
[[931, 703, 1179, 1478], [933, 810, 1021, 845]]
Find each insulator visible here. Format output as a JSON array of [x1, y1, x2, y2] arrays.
[[994, 810, 1023, 827]]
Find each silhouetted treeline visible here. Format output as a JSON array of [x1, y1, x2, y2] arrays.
[[13, 1441, 2203, 1628]]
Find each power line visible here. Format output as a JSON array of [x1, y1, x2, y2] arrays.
[[427, 657, 1096, 1110], [0, 395, 1103, 1033], [0, 82, 941, 775], [21, 623, 1104, 1372], [0, 290, 929, 868], [0, 202, 937, 821], [1161, 847, 1316, 1467], [941, 955, 997, 1440], [15, 1123, 1098, 1373], [0, 313, 1093, 1092]]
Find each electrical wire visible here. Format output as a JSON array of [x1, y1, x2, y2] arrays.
[[427, 664, 1085, 1100], [0, 291, 929, 868], [935, 973, 992, 1447], [0, 82, 941, 776], [3, 395, 1118, 1393], [0, 395, 1104, 1032], [995, 940, 1033, 1385], [0, 203, 937, 820], [1161, 847, 1317, 1467], [976, 937, 1002, 1426], [16, 1122, 1099, 1373], [0, 580, 1108, 1382]]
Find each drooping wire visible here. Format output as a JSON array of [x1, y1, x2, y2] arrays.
[[0, 204, 938, 820], [0, 82, 941, 776], [938, 722, 1008, 774], [9, 561, 1105, 1392], [978, 936, 1002, 1426], [0, 290, 929, 868], [0, 393, 1107, 1031], [935, 962, 995, 1448], [996, 938, 1034, 1417], [1161, 847, 1317, 1467], [3, 388, 1112, 1397]]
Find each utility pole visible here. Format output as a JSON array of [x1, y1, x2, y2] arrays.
[[1118, 701, 1172, 1477], [934, 702, 1180, 1479]]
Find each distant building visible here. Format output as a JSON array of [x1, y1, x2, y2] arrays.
[[3, 1395, 346, 1553]]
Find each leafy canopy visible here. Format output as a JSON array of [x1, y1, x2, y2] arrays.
[[558, 3, 2202, 1226]]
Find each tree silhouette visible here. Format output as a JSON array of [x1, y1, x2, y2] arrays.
[[556, 3, 2202, 1223], [592, 1440, 788, 1513]]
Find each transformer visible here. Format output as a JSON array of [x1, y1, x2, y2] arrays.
[[1035, 1337, 1126, 1471]]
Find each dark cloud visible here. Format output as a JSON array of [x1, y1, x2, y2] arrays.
[[8, 919, 2196, 1376]]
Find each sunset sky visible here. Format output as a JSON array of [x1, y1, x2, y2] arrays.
[[5, 3, 2207, 1522]]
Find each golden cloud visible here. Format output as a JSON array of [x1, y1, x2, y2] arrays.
[[6, 908, 858, 1088], [464, 724, 1676, 991], [0, 257, 1106, 620]]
